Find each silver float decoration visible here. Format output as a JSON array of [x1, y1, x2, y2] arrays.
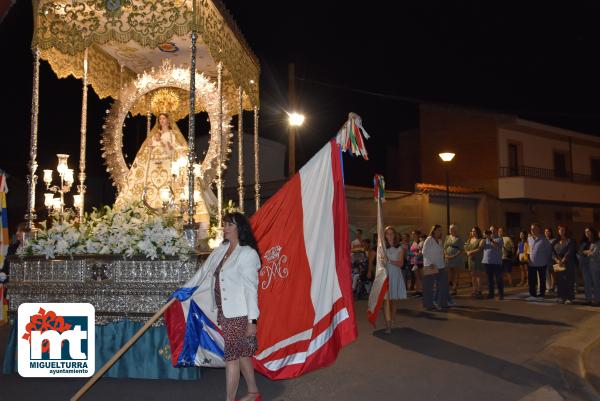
[[6, 255, 206, 325]]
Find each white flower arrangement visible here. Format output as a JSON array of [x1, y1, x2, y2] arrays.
[[18, 203, 192, 260]]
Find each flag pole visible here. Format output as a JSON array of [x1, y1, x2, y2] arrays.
[[70, 298, 176, 401], [366, 175, 388, 327]]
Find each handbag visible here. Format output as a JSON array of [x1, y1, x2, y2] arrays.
[[423, 265, 439, 276]]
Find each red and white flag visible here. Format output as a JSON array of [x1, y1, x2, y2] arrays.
[[366, 178, 388, 326], [250, 138, 358, 379]]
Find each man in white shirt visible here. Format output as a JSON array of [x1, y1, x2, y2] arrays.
[[527, 223, 553, 300], [422, 225, 447, 310]]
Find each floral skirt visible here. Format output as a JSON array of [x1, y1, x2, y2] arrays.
[[214, 262, 258, 361], [217, 311, 258, 362]]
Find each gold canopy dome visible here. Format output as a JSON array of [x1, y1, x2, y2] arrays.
[[32, 0, 260, 111]]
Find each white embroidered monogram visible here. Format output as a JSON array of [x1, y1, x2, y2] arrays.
[[260, 245, 289, 290]]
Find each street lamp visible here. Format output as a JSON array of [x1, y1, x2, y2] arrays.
[[438, 152, 456, 233], [287, 111, 305, 176], [439, 152, 455, 163], [288, 112, 305, 127]]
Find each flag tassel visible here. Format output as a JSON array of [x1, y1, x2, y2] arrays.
[[336, 112, 370, 159]]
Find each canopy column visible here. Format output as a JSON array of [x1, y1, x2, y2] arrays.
[[25, 47, 40, 232], [146, 111, 151, 138], [186, 28, 198, 226], [237, 86, 244, 213], [216, 61, 224, 228], [254, 105, 260, 211], [77, 48, 89, 223]]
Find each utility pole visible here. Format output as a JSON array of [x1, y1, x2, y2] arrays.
[[288, 62, 296, 176]]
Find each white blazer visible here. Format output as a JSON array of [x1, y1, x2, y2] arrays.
[[189, 242, 261, 320], [422, 236, 445, 269]]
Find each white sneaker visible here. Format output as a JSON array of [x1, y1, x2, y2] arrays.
[[525, 296, 537, 301]]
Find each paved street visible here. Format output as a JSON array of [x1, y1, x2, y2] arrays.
[[2, 291, 600, 401]]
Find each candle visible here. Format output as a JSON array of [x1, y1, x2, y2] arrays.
[[52, 197, 62, 211], [73, 194, 82, 208], [64, 169, 74, 185], [171, 162, 180, 176], [177, 156, 187, 168], [56, 154, 69, 175], [44, 193, 54, 208], [159, 188, 171, 204], [43, 170, 53, 185]]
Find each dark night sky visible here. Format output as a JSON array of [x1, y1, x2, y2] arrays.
[[2, 1, 600, 215]]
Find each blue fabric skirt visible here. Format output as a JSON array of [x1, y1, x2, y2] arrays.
[[2, 319, 200, 380], [387, 264, 407, 300]]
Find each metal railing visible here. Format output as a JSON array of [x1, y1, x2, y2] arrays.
[[499, 166, 600, 185]]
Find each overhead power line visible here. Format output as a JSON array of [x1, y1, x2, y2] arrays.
[[296, 77, 600, 121], [296, 77, 425, 104]]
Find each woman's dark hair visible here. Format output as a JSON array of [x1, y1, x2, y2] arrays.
[[223, 212, 259, 254], [472, 226, 483, 239], [429, 224, 442, 238], [581, 227, 598, 249], [384, 226, 400, 248], [519, 230, 528, 240], [557, 224, 570, 240]]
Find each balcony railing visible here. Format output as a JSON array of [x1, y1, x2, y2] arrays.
[[499, 166, 600, 185]]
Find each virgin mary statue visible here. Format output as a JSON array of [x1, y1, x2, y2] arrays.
[[115, 113, 216, 223]]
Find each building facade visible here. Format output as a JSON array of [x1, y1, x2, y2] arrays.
[[413, 104, 600, 236]]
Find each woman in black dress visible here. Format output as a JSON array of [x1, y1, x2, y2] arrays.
[[553, 225, 577, 304]]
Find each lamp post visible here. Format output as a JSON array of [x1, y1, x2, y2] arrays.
[[438, 152, 456, 234], [288, 62, 305, 176], [287, 112, 305, 176]]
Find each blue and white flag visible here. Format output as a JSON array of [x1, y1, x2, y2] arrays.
[[164, 250, 226, 367]]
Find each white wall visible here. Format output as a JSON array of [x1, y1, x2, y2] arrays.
[[499, 176, 600, 204], [497, 127, 600, 175], [572, 142, 600, 175]]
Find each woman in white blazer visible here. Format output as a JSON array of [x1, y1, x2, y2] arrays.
[[197, 212, 262, 401]]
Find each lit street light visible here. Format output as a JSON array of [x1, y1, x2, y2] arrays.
[[439, 152, 456, 162], [439, 152, 456, 233], [288, 112, 305, 127]]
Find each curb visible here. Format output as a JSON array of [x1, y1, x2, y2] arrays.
[[535, 313, 600, 400], [582, 333, 600, 395]]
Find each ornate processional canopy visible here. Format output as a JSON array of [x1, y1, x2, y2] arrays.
[[32, 0, 260, 114]]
